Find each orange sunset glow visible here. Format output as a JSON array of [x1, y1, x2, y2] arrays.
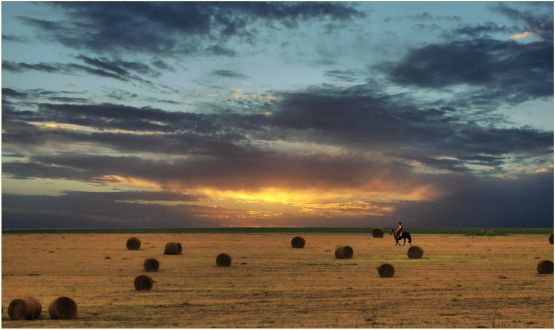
[[2, 1, 552, 229]]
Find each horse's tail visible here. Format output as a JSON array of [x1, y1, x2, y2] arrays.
[[407, 233, 412, 244]]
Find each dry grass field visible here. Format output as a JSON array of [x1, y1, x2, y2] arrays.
[[2, 233, 553, 328]]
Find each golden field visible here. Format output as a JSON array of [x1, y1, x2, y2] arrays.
[[2, 233, 553, 328]]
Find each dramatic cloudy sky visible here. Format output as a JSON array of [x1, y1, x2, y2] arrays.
[[2, 2, 553, 229]]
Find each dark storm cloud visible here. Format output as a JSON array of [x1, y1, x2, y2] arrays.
[[3, 161, 90, 181], [2, 102, 267, 158], [210, 70, 249, 79], [17, 16, 62, 30], [47, 96, 90, 103], [60, 190, 201, 202], [391, 153, 468, 173], [2, 88, 30, 99], [2, 34, 30, 43], [324, 70, 359, 82], [150, 59, 175, 72], [3, 60, 117, 80], [3, 84, 552, 171], [3, 84, 553, 228], [4, 165, 552, 229], [443, 22, 515, 38], [409, 12, 461, 22], [76, 55, 160, 77], [28, 102, 264, 135], [268, 86, 553, 159], [383, 38, 553, 103], [2, 150, 429, 193], [384, 12, 461, 23], [2, 88, 87, 103], [2, 192, 220, 229], [18, 2, 364, 56], [3, 56, 162, 84], [203, 45, 237, 57], [395, 172, 554, 227], [3, 61, 62, 73], [491, 3, 553, 41]]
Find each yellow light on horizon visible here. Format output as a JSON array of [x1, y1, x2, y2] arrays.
[[511, 31, 533, 40]]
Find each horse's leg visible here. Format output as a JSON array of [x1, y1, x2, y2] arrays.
[[402, 237, 406, 246]]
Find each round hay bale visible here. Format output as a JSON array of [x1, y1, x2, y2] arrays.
[[8, 297, 41, 320], [537, 260, 553, 274], [164, 242, 182, 255], [134, 274, 154, 291], [143, 258, 160, 272], [407, 246, 424, 259], [372, 228, 384, 238], [335, 246, 354, 259], [291, 236, 305, 248], [377, 263, 395, 278], [126, 237, 141, 250], [48, 297, 77, 319], [549, 234, 553, 245], [216, 253, 232, 267]]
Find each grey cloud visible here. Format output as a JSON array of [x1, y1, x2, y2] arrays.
[[2, 34, 30, 43], [409, 12, 461, 22], [443, 22, 516, 38], [269, 86, 553, 160], [76, 55, 160, 78], [324, 70, 359, 82], [395, 172, 554, 227], [18, 2, 365, 57], [47, 96, 90, 103], [3, 61, 62, 73], [3, 151, 422, 193], [3, 161, 91, 181], [3, 84, 552, 173], [204, 45, 237, 57], [59, 190, 201, 202], [2, 88, 86, 102], [150, 59, 175, 72], [210, 69, 249, 79], [491, 3, 553, 41], [383, 38, 553, 103], [17, 16, 62, 30], [2, 88, 30, 99], [4, 56, 162, 85], [3, 192, 219, 229], [2, 102, 266, 158], [3, 84, 552, 229]]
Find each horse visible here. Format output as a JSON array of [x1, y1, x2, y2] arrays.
[[389, 228, 412, 246]]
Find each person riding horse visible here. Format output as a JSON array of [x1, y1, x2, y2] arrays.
[[394, 222, 403, 240], [390, 222, 412, 246]]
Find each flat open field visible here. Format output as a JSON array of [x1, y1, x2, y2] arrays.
[[2, 233, 553, 328]]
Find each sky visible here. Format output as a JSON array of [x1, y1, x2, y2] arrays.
[[2, 1, 553, 229]]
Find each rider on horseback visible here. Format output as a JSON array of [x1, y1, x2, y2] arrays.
[[394, 222, 403, 240]]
